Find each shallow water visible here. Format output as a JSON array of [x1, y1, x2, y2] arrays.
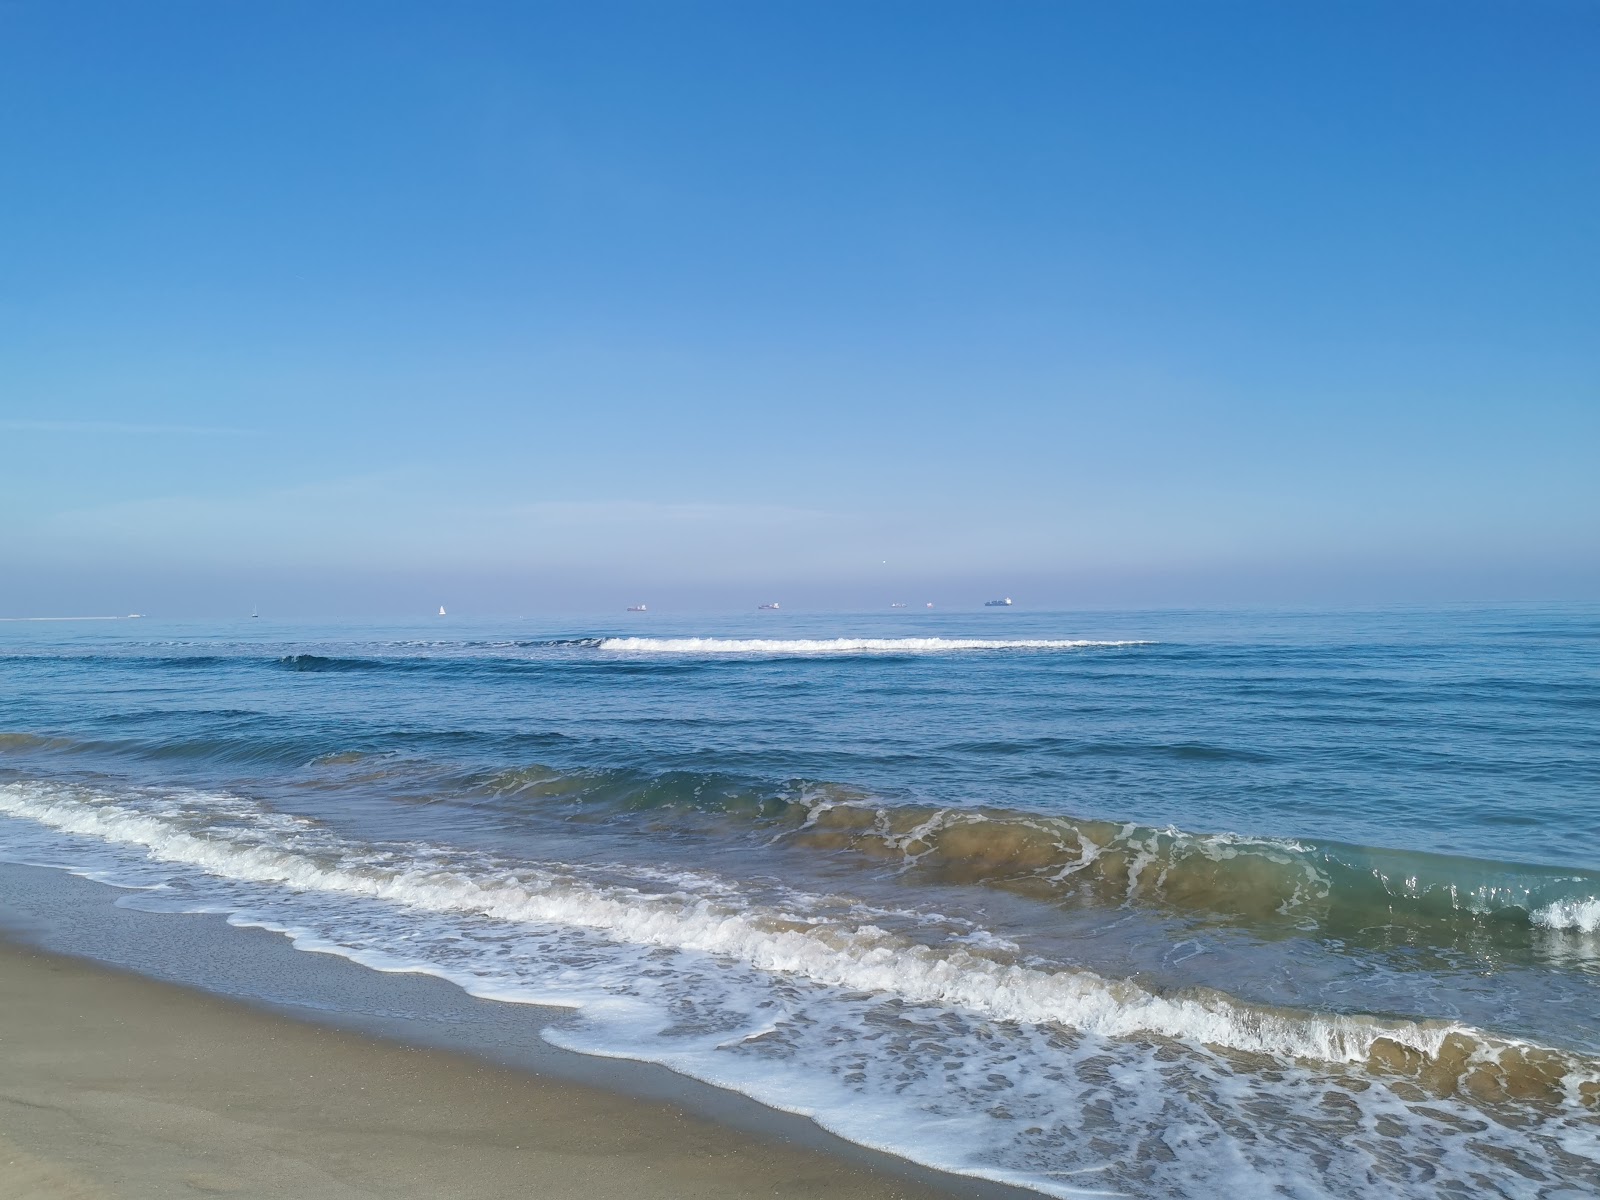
[[1, 607, 1596, 1197]]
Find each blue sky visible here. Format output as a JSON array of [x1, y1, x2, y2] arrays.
[[2, 1, 1596, 616]]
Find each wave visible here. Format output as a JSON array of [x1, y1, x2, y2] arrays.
[[595, 637, 1155, 654], [788, 800, 1600, 935], [0, 653, 235, 669], [9, 719, 1595, 944], [0, 778, 1594, 1113], [2, 636, 1145, 668], [275, 654, 386, 672], [4, 778, 1598, 1197], [1535, 897, 1600, 934], [478, 767, 1600, 943], [0, 733, 81, 753]]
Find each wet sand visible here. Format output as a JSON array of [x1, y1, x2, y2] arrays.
[[0, 939, 958, 1200]]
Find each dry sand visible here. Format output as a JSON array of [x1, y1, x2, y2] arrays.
[[0, 940, 960, 1200]]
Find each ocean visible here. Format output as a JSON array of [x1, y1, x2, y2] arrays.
[[1, 606, 1596, 1197]]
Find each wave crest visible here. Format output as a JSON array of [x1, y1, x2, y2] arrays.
[[595, 637, 1155, 654], [478, 766, 1600, 941], [1534, 897, 1600, 934]]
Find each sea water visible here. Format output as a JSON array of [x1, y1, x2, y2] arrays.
[[1, 606, 1596, 1197]]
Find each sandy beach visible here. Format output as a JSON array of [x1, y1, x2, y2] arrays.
[[0, 939, 958, 1200]]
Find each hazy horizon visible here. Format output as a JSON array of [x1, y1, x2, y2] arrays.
[[5, 575, 1598, 624]]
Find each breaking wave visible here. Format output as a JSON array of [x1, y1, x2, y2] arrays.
[[595, 637, 1154, 654], [0, 779, 1594, 1105], [1535, 897, 1600, 934], [480, 766, 1600, 941], [2, 778, 1597, 1197]]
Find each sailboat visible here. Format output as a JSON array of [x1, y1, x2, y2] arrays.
[[438, 605, 447, 617], [250, 606, 259, 619]]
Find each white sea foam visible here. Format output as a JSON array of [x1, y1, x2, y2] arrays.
[[596, 637, 1154, 654], [1534, 897, 1600, 934]]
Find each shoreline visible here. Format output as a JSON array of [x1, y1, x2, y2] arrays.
[[0, 861, 1027, 1200], [0, 939, 963, 1199]]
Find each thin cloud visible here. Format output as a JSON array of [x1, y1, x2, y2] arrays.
[[0, 419, 257, 436], [495, 499, 834, 525]]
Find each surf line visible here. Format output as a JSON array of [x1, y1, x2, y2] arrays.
[[0, 615, 145, 622]]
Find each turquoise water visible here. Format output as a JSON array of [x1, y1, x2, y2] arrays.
[[1, 606, 1596, 1197]]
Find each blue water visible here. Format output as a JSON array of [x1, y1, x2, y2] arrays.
[[1, 606, 1597, 1197]]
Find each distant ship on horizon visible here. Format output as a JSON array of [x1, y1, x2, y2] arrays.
[[627, 604, 648, 613], [758, 602, 780, 611], [985, 597, 1014, 607], [890, 602, 908, 608]]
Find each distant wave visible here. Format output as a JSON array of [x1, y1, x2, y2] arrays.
[[276, 654, 385, 672], [0, 653, 234, 669], [1, 636, 1141, 665], [595, 637, 1155, 654]]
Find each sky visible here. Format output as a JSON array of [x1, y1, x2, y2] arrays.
[[2, 0, 1596, 617]]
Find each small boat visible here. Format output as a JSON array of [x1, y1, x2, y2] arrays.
[[251, 607, 259, 619], [627, 604, 648, 613], [890, 602, 908, 608], [758, 602, 780, 611], [438, 605, 447, 617], [925, 602, 934, 608], [985, 597, 1014, 607]]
